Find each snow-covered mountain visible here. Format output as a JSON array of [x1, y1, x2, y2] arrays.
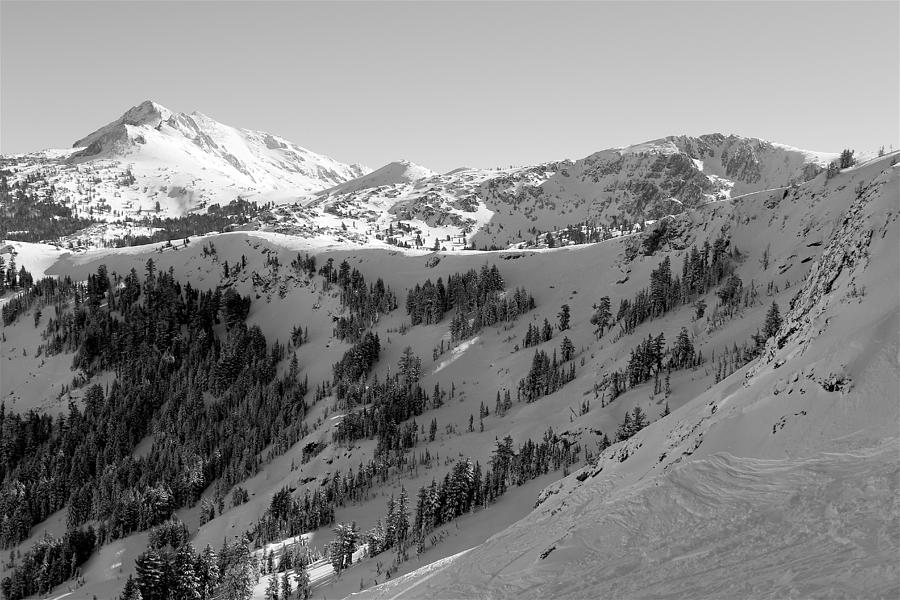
[[318, 159, 436, 196], [253, 134, 839, 253], [2, 107, 842, 253], [352, 152, 900, 600], [2, 140, 896, 600], [0, 100, 368, 218], [463, 133, 839, 249]]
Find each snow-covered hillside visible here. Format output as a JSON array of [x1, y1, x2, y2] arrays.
[[0, 100, 368, 220], [1, 136, 894, 600], [353, 154, 900, 599]]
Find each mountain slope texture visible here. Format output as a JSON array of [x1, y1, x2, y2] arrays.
[[354, 153, 900, 600], [0, 102, 896, 600]]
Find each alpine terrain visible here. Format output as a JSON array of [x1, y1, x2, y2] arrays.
[[0, 101, 897, 600]]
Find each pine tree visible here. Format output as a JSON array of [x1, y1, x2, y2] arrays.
[[294, 558, 310, 600], [330, 522, 360, 573], [120, 575, 143, 600], [839, 148, 856, 169], [590, 296, 611, 338], [541, 318, 553, 342], [631, 406, 648, 431], [172, 543, 201, 600], [615, 411, 633, 442], [195, 545, 220, 600], [135, 549, 165, 600], [397, 347, 421, 384], [557, 304, 570, 331], [396, 487, 410, 547], [281, 570, 293, 599], [762, 301, 782, 340], [674, 327, 694, 369], [264, 574, 280, 600], [221, 537, 255, 600]]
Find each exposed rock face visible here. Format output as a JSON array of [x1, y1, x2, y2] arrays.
[[464, 134, 835, 248], [750, 163, 897, 377]]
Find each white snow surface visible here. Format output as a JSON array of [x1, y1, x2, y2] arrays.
[[0, 241, 67, 281], [1, 100, 369, 220], [770, 141, 841, 167], [319, 159, 437, 196]]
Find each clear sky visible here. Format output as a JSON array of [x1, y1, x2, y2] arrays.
[[1, 1, 897, 172]]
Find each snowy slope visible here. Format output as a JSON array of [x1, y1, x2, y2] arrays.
[[0, 241, 67, 282], [3, 141, 891, 600], [263, 134, 839, 253], [318, 159, 436, 196], [351, 156, 900, 599], [0, 100, 368, 219]]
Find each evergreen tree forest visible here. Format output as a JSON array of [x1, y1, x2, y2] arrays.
[[0, 172, 95, 243], [0, 262, 42, 322], [0, 165, 266, 247], [0, 262, 314, 598], [107, 198, 266, 248], [518, 348, 577, 403], [315, 256, 397, 342], [615, 234, 740, 336], [404, 264, 535, 342]]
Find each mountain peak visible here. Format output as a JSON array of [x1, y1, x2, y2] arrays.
[[383, 159, 434, 175], [57, 100, 369, 205], [124, 100, 172, 122], [73, 100, 172, 149], [319, 159, 436, 196]]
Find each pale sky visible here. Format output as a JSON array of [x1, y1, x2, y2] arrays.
[[1, 1, 897, 172]]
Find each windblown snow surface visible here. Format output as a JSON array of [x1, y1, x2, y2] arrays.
[[358, 446, 898, 599], [352, 157, 900, 599]]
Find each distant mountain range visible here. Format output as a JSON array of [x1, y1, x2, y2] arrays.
[[1, 100, 842, 250]]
